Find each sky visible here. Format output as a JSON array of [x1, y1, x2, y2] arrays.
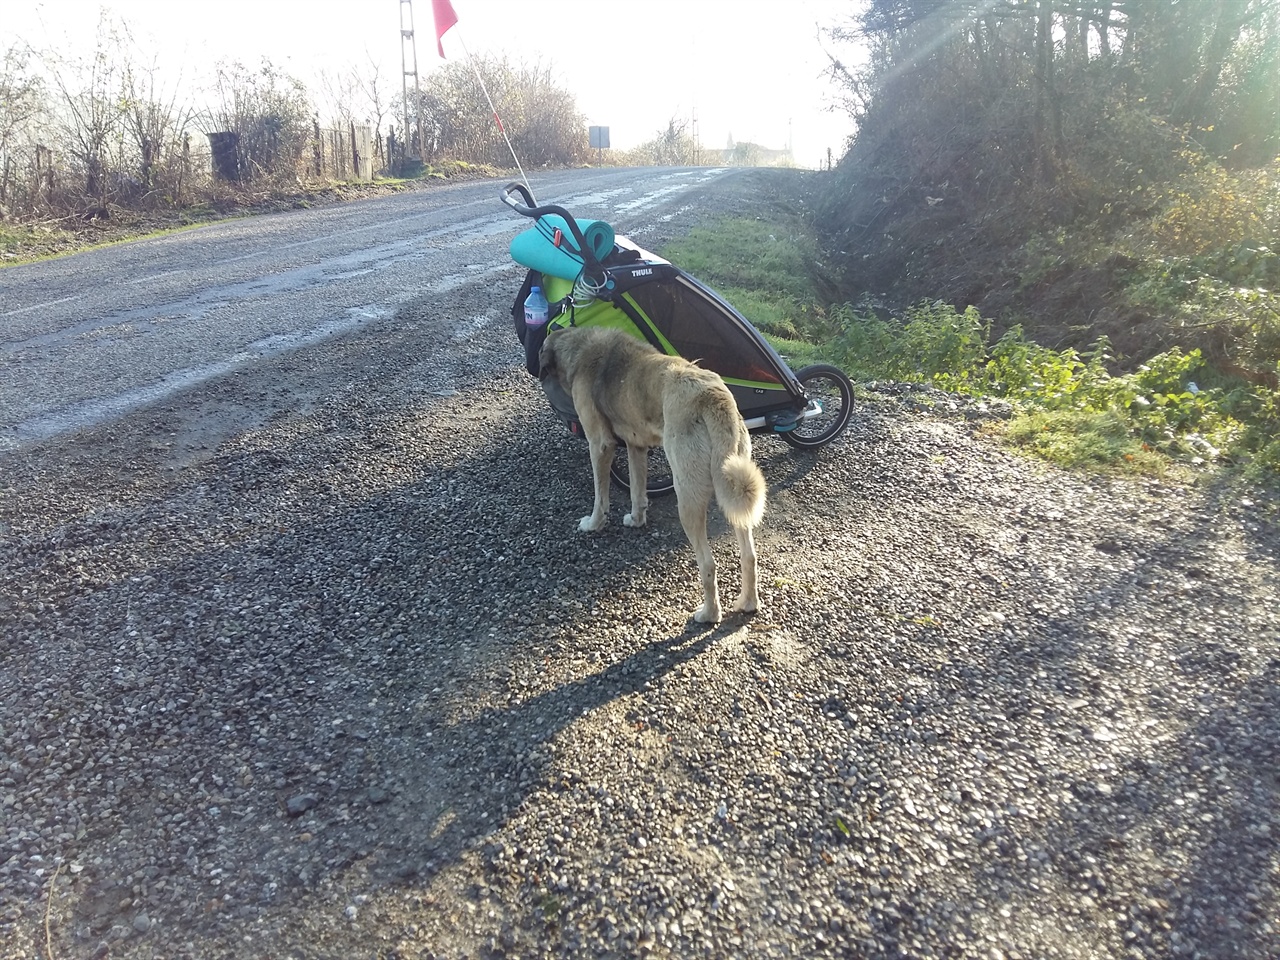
[[3, 0, 861, 170]]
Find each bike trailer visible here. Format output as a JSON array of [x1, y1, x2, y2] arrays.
[[501, 182, 853, 452]]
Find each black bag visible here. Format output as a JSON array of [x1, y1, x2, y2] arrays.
[[511, 269, 541, 346], [512, 269, 559, 377]]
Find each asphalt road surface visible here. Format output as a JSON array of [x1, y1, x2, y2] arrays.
[[0, 166, 729, 453]]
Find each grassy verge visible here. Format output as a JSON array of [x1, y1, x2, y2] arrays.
[[661, 218, 1280, 481]]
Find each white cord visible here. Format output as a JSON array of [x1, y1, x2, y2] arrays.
[[572, 272, 608, 304]]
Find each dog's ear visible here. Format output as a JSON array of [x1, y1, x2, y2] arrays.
[[537, 330, 558, 381]]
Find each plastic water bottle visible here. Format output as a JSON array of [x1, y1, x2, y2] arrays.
[[524, 285, 549, 330]]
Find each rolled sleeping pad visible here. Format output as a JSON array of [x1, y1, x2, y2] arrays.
[[509, 214, 615, 281]]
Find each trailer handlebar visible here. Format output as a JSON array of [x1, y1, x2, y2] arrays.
[[500, 181, 604, 280]]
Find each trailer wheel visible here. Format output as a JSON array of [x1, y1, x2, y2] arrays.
[[782, 364, 854, 448], [610, 446, 676, 498]]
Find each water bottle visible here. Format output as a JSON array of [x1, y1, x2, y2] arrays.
[[524, 285, 549, 330]]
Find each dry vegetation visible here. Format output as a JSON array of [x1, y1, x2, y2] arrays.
[[0, 12, 786, 265]]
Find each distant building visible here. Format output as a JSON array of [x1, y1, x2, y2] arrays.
[[718, 136, 794, 167]]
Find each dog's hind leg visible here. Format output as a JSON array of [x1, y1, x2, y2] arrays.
[[623, 445, 650, 528], [677, 495, 721, 623], [730, 523, 759, 614], [579, 435, 616, 532]]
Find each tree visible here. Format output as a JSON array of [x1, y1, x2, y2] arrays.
[[208, 58, 313, 182], [120, 42, 198, 204], [824, 0, 1280, 207], [354, 51, 392, 146], [655, 118, 691, 165], [409, 55, 586, 168], [819, 0, 1280, 335], [46, 11, 129, 211], [0, 42, 42, 215]]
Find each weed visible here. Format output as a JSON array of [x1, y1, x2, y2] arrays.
[[665, 216, 1280, 478], [1003, 409, 1164, 472]]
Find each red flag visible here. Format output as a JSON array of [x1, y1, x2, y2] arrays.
[[432, 0, 458, 58]]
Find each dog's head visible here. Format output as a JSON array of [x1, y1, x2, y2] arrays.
[[537, 327, 575, 385]]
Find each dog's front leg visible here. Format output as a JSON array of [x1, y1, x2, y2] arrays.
[[579, 436, 616, 532], [623, 445, 649, 528]]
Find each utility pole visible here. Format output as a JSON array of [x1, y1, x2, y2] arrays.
[[691, 105, 699, 166], [400, 0, 424, 169]]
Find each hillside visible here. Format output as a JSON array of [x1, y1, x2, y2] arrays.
[[813, 0, 1280, 388]]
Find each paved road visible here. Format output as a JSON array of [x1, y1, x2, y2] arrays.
[[0, 166, 731, 451]]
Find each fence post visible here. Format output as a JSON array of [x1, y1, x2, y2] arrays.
[[34, 144, 53, 205], [178, 132, 190, 204], [208, 132, 242, 182], [313, 118, 323, 178], [350, 121, 360, 180]]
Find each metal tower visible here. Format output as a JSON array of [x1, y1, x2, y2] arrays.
[[400, 0, 423, 162]]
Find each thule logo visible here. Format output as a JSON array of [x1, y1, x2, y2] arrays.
[[630, 268, 653, 277]]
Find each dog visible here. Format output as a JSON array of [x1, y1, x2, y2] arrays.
[[538, 325, 766, 622]]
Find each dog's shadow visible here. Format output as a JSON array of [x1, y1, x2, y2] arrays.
[[363, 615, 745, 883]]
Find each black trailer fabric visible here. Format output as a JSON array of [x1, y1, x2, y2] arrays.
[[624, 276, 787, 388]]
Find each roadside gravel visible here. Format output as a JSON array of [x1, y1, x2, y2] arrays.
[[2, 170, 1278, 959]]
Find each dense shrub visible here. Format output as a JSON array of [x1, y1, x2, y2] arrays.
[[413, 56, 586, 168]]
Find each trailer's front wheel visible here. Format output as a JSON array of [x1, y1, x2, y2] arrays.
[[610, 447, 676, 498], [782, 364, 854, 448]]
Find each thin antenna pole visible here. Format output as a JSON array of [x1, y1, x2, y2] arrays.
[[453, 32, 530, 192]]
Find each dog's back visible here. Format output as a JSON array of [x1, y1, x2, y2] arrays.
[[562, 328, 766, 528]]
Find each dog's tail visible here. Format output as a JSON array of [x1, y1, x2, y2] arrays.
[[707, 401, 766, 528], [716, 451, 767, 529]]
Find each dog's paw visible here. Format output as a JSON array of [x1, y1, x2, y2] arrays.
[[578, 515, 606, 533], [623, 511, 647, 528], [731, 593, 759, 615], [693, 603, 723, 624]]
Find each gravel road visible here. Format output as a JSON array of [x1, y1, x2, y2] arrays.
[[2, 168, 1278, 960]]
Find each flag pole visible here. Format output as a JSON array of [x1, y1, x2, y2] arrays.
[[432, 0, 530, 193], [454, 33, 531, 193]]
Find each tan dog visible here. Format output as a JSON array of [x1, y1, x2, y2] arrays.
[[538, 325, 766, 622]]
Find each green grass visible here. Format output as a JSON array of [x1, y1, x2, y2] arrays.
[[0, 217, 235, 268], [660, 217, 1280, 480], [1002, 409, 1167, 473], [0, 222, 55, 258], [665, 220, 815, 298]]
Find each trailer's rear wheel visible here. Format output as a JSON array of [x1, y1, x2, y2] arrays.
[[610, 446, 676, 498], [782, 364, 854, 448]]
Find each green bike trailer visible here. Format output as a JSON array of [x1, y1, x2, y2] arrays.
[[502, 182, 854, 462]]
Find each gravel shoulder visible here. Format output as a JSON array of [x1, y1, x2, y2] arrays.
[[2, 169, 1279, 960]]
